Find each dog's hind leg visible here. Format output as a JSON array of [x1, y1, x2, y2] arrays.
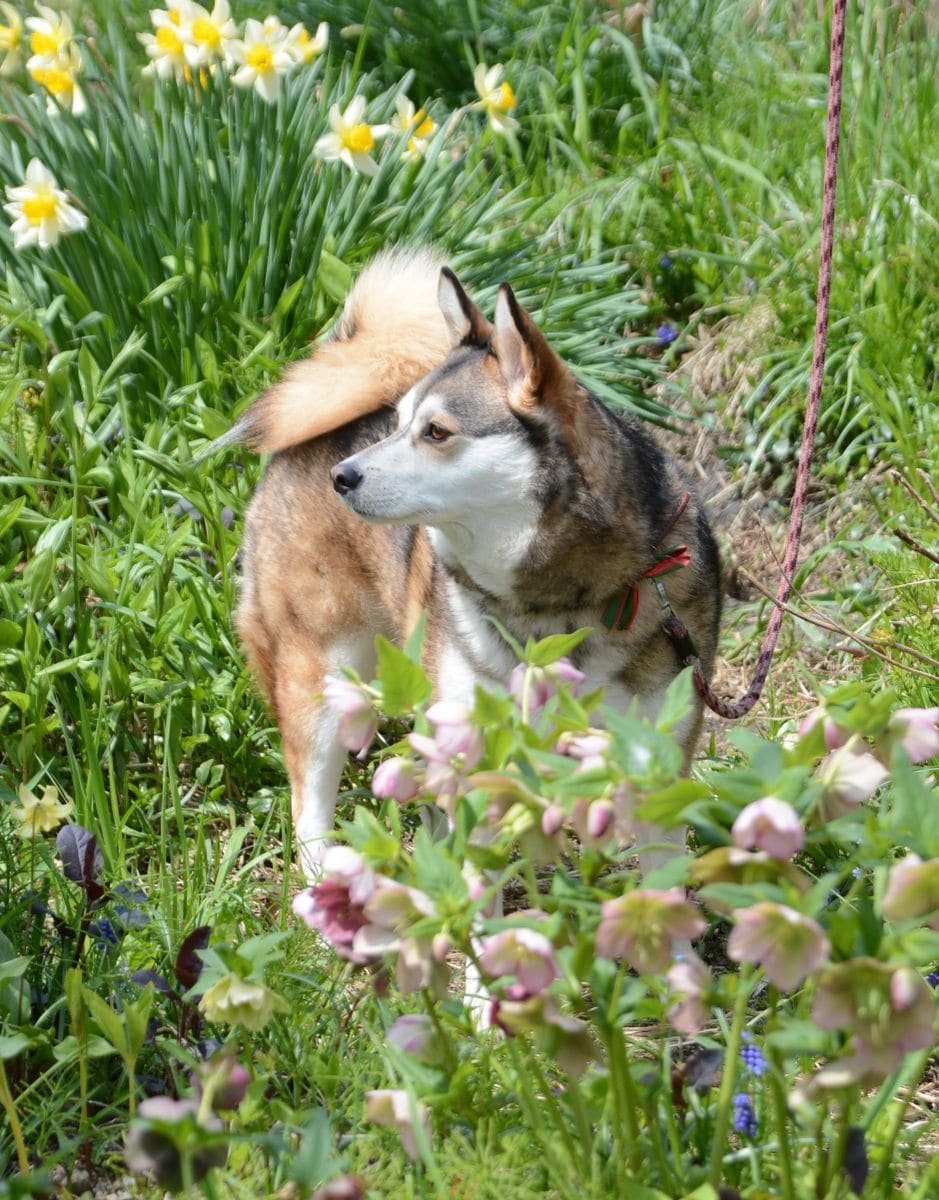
[[276, 633, 376, 880]]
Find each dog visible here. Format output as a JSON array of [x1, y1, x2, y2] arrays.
[[228, 246, 722, 879]]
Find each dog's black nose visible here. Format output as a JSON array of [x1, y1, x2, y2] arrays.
[[331, 460, 363, 495]]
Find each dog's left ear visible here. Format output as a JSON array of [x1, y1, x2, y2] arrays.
[[492, 284, 577, 413], [438, 267, 492, 348]]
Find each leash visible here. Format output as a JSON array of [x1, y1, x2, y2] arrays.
[[656, 0, 849, 720]]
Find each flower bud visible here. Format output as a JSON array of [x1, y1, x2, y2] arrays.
[[372, 756, 421, 802]]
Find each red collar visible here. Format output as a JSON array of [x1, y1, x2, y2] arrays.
[[601, 492, 692, 633]]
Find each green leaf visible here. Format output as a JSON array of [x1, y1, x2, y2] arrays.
[[526, 627, 592, 667], [375, 635, 432, 716], [316, 251, 352, 305], [655, 666, 694, 732], [636, 779, 708, 825], [287, 1107, 337, 1189], [52, 1034, 118, 1065], [124, 986, 155, 1060], [81, 987, 128, 1059], [0, 957, 30, 985], [0, 621, 22, 648], [0, 496, 25, 540]]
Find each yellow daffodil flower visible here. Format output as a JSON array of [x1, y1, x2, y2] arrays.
[[473, 61, 518, 134], [231, 17, 293, 103], [314, 96, 389, 176]]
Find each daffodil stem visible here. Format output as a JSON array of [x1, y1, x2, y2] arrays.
[[0, 1059, 30, 1176], [708, 964, 754, 1191]]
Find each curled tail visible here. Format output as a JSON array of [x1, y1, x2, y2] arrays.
[[220, 246, 450, 454]]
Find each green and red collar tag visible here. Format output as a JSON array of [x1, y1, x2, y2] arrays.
[[601, 544, 691, 633]]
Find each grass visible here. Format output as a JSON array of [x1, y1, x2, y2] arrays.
[[0, 0, 937, 1194]]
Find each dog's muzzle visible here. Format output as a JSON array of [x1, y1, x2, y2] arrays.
[[331, 459, 363, 495]]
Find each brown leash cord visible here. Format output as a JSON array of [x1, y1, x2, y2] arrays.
[[674, 0, 849, 720]]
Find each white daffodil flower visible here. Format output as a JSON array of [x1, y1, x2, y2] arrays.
[[139, 4, 193, 81], [0, 2, 24, 75], [3, 158, 88, 250], [473, 61, 518, 133], [314, 96, 388, 176], [231, 18, 294, 103], [392, 93, 437, 160], [179, 0, 239, 68], [286, 20, 327, 66]]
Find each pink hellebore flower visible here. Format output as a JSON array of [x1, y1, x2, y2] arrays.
[[509, 657, 585, 715], [372, 756, 421, 802], [798, 705, 851, 750], [323, 674, 378, 753], [666, 952, 712, 1035], [386, 1013, 440, 1063], [813, 958, 936, 1080], [425, 700, 485, 767], [479, 927, 561, 997], [292, 846, 376, 962], [817, 737, 889, 817], [595, 888, 706, 975], [727, 902, 830, 992], [354, 879, 443, 994], [882, 854, 939, 926], [889, 707, 939, 764], [732, 796, 804, 859], [557, 730, 612, 772], [365, 1089, 430, 1160]]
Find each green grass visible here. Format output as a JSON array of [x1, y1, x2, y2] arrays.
[[1, 0, 937, 1194]]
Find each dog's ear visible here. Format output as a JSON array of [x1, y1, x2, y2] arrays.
[[492, 284, 577, 413], [438, 267, 492, 348]]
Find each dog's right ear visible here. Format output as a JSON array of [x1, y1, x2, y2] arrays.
[[438, 267, 492, 348]]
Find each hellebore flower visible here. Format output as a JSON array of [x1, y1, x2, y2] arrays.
[[386, 1014, 441, 1063], [322, 674, 378, 753], [478, 927, 561, 997], [3, 159, 87, 251], [798, 705, 852, 750], [727, 902, 829, 991], [816, 737, 889, 817], [812, 958, 937, 1082], [509, 658, 585, 716], [731, 796, 804, 859], [889, 707, 939, 764], [292, 845, 376, 962], [666, 951, 711, 1035], [190, 1053, 251, 1111], [126, 1096, 225, 1190], [11, 781, 74, 837], [425, 700, 484, 767], [371, 756, 421, 802], [596, 888, 706, 974], [883, 853, 939, 926], [365, 1089, 430, 1160], [199, 973, 287, 1031]]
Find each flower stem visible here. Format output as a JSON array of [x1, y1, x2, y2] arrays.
[[872, 1049, 931, 1194], [0, 1059, 30, 1175], [708, 965, 754, 1191]]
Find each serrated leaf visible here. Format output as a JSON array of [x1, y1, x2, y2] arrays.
[[375, 635, 431, 716]]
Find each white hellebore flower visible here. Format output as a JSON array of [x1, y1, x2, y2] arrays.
[[473, 61, 517, 133], [231, 18, 293, 102], [4, 158, 87, 251], [391, 93, 437, 161], [139, 4, 192, 82], [180, 0, 239, 68], [314, 96, 388, 176], [286, 21, 328, 66]]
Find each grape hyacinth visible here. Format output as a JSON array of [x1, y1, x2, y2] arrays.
[[733, 1093, 758, 1137], [740, 1033, 766, 1077]]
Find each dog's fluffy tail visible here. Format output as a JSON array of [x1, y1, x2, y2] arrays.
[[219, 246, 451, 454]]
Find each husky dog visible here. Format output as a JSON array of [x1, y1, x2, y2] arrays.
[[231, 248, 721, 877]]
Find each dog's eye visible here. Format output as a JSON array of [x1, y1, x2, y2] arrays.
[[425, 422, 452, 443]]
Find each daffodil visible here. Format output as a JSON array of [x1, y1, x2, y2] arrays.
[[286, 20, 327, 66], [391, 93, 437, 161], [3, 158, 88, 250], [179, 0, 238, 69], [0, 3, 24, 75], [25, 4, 71, 60], [11, 782, 74, 837], [314, 96, 388, 176], [26, 5, 85, 114], [231, 18, 293, 103], [473, 61, 517, 133], [139, 4, 192, 81]]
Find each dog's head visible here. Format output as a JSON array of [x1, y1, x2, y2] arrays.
[[331, 269, 591, 528]]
